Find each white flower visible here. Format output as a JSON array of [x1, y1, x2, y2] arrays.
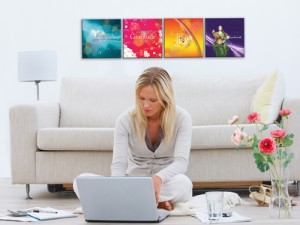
[[144, 51, 150, 57], [158, 30, 162, 38], [123, 45, 136, 58]]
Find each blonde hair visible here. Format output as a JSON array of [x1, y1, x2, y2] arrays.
[[131, 67, 176, 146]]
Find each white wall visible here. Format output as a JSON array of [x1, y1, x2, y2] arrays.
[[1, 0, 300, 177]]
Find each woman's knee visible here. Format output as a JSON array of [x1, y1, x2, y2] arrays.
[[160, 174, 192, 202], [171, 174, 192, 190], [178, 174, 193, 195]]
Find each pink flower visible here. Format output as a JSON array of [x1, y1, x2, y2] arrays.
[[271, 129, 286, 142], [231, 129, 247, 146], [258, 138, 276, 154], [247, 112, 261, 123], [279, 109, 291, 118], [228, 115, 239, 125]]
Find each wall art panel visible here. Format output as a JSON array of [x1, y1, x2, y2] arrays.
[[205, 18, 245, 57], [82, 19, 121, 58], [123, 19, 162, 58], [164, 18, 204, 58]]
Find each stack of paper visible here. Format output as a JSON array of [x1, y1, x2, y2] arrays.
[[0, 207, 76, 222], [0, 215, 38, 222]]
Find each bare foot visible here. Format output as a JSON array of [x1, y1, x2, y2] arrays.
[[157, 201, 173, 211]]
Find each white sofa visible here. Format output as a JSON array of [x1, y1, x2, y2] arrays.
[[10, 73, 300, 198]]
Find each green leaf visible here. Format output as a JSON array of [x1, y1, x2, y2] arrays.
[[253, 135, 258, 142], [281, 150, 287, 159], [252, 136, 259, 149], [283, 136, 293, 147], [276, 148, 287, 160], [266, 154, 273, 164], [256, 160, 270, 172], [261, 124, 268, 132], [253, 152, 269, 172], [252, 146, 260, 154], [283, 153, 294, 168]]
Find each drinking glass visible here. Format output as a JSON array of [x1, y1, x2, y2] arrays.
[[206, 191, 224, 223]]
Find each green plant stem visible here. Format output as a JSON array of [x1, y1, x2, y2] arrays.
[[269, 153, 290, 217], [254, 122, 263, 139]]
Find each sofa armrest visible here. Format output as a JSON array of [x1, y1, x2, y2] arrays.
[[282, 97, 300, 179], [9, 103, 60, 184]]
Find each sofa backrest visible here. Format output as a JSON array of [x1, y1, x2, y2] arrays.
[[60, 76, 136, 127], [172, 74, 267, 125], [59, 74, 268, 127]]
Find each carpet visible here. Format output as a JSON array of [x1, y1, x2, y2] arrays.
[[74, 191, 246, 216]]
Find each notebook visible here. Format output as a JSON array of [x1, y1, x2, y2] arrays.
[[76, 176, 169, 222]]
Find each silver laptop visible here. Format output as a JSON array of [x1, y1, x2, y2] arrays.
[[76, 176, 169, 223]]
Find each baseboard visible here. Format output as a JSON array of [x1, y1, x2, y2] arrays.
[[58, 181, 263, 193], [192, 181, 262, 189]]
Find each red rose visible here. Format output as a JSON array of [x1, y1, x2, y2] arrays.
[[247, 112, 261, 123], [279, 109, 291, 118], [271, 129, 286, 142], [258, 138, 276, 154]]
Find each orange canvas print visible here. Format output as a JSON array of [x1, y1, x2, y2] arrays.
[[164, 18, 204, 58]]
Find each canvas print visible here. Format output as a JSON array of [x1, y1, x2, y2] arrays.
[[82, 19, 121, 58], [123, 19, 162, 58], [205, 18, 244, 57], [164, 18, 204, 58]]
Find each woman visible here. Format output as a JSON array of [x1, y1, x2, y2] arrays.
[[111, 67, 193, 211], [212, 25, 230, 57], [73, 67, 192, 211]]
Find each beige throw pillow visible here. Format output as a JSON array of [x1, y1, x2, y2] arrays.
[[251, 71, 285, 124]]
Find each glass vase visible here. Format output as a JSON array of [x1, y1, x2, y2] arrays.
[[269, 167, 292, 219]]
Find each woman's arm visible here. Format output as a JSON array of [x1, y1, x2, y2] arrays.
[[111, 115, 130, 176], [156, 109, 192, 182]]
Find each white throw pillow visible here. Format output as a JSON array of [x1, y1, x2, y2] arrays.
[[251, 71, 285, 124]]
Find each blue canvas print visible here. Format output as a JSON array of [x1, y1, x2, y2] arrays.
[[82, 19, 121, 58]]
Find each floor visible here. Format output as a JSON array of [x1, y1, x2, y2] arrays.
[[1, 178, 300, 224]]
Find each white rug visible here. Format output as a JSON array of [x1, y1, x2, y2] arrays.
[[74, 191, 247, 216]]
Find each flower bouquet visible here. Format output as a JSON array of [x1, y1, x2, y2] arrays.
[[229, 109, 294, 218]]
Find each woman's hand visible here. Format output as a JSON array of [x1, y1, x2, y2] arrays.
[[152, 175, 173, 211], [152, 175, 162, 204]]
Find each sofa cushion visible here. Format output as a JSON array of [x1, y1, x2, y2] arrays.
[[37, 124, 279, 151], [37, 128, 114, 151], [191, 123, 279, 150]]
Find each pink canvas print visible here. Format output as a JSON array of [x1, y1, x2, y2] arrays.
[[123, 19, 162, 58]]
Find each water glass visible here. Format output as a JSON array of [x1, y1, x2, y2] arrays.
[[206, 191, 224, 223]]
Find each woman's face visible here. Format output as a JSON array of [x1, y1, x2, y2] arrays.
[[138, 85, 163, 119]]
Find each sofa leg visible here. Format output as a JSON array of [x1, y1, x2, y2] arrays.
[[297, 181, 300, 197], [26, 184, 33, 200]]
